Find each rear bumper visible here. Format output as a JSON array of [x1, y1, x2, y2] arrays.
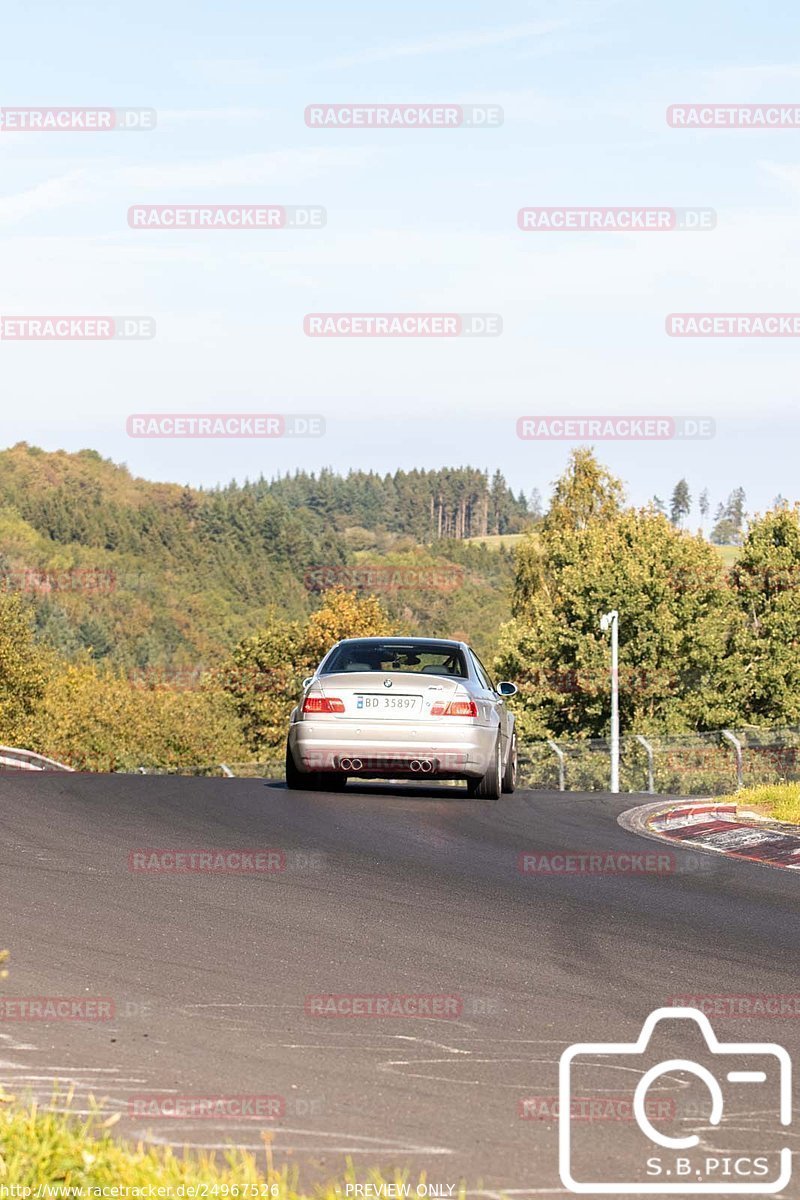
[[288, 719, 496, 779]]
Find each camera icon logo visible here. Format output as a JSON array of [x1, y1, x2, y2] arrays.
[[559, 1006, 791, 1194]]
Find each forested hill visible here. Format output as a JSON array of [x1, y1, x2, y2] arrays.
[[0, 444, 528, 670], [258, 467, 530, 539]]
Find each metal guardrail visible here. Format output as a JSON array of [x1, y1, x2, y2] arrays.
[[0, 745, 75, 772], [130, 760, 283, 778]]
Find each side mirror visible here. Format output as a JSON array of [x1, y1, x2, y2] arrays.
[[302, 676, 315, 690], [497, 681, 517, 697]]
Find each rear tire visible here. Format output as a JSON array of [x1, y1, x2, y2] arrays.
[[467, 735, 502, 800], [285, 739, 305, 790], [502, 732, 517, 794], [285, 741, 346, 791]]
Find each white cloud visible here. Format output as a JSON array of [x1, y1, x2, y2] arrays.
[[759, 160, 800, 196], [113, 147, 374, 189], [0, 148, 377, 224], [318, 19, 566, 70], [703, 63, 800, 89], [0, 170, 94, 223], [158, 107, 272, 125]]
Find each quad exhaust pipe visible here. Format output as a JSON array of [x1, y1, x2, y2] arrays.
[[339, 757, 433, 773]]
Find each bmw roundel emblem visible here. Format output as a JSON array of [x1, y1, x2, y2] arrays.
[[384, 679, 392, 688]]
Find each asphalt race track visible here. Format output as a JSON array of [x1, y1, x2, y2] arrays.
[[2, 773, 800, 1195]]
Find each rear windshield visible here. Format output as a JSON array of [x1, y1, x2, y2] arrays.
[[322, 641, 468, 679]]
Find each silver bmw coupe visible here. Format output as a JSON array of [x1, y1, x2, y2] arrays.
[[286, 636, 517, 798]]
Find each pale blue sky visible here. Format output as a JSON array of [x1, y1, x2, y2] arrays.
[[1, 0, 799, 520]]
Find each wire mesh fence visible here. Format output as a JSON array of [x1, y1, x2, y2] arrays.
[[519, 727, 800, 795]]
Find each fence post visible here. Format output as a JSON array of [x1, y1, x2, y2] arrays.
[[546, 740, 566, 792], [635, 735, 655, 795], [721, 730, 743, 790]]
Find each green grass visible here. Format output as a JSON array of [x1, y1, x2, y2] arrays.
[[0, 1093, 465, 1197], [733, 782, 800, 823], [462, 533, 527, 549], [712, 544, 741, 569]]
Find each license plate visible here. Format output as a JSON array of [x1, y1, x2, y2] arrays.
[[353, 694, 421, 715]]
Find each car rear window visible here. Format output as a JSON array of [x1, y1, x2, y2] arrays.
[[322, 642, 468, 678]]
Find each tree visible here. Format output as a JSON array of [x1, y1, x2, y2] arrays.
[[22, 658, 248, 771], [711, 489, 747, 545], [512, 452, 624, 624], [219, 589, 393, 753], [302, 587, 393, 663], [0, 593, 50, 743], [699, 489, 710, 529], [726, 506, 800, 724], [670, 479, 691, 527], [543, 449, 625, 534], [497, 507, 736, 739], [651, 496, 667, 516], [728, 487, 747, 528]]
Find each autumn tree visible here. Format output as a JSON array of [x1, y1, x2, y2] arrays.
[[21, 657, 248, 772], [220, 589, 393, 754], [543, 448, 625, 534], [0, 593, 49, 743]]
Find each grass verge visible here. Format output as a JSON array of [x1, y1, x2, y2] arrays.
[[0, 1092, 463, 1198], [733, 782, 800, 823]]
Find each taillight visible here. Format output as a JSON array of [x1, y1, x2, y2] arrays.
[[430, 699, 478, 717], [302, 696, 345, 714]]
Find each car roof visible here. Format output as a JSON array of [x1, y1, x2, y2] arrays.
[[332, 636, 468, 649]]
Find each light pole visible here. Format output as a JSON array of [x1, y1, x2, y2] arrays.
[[600, 610, 619, 793]]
